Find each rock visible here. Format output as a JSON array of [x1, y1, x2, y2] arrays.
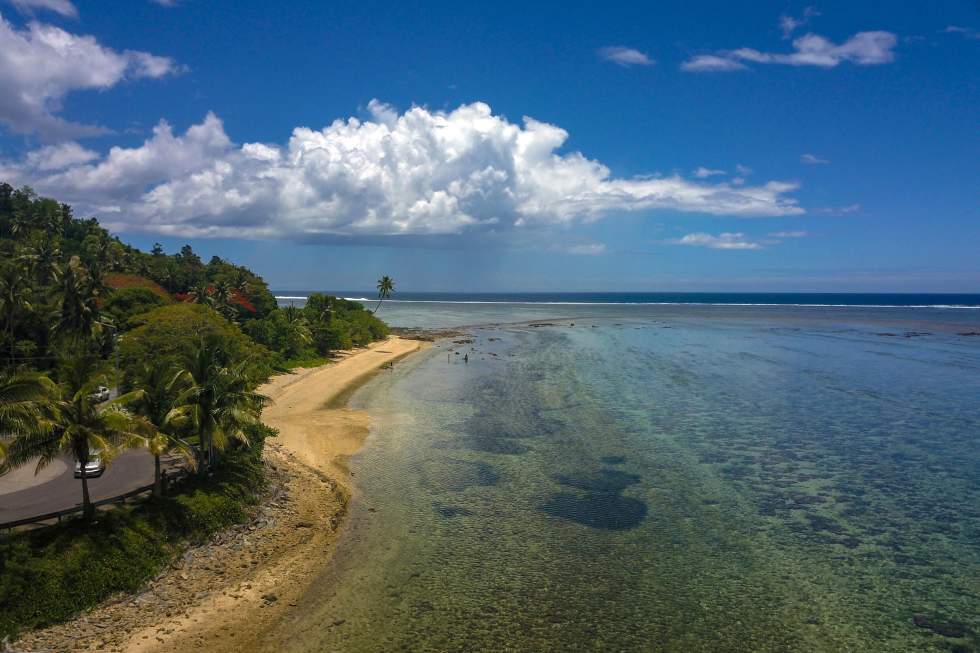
[[261, 594, 278, 604], [913, 613, 969, 638]]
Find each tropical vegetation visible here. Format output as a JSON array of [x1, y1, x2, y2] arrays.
[[0, 182, 392, 641]]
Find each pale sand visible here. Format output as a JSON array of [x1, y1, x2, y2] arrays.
[[14, 336, 428, 653], [259, 335, 428, 487]]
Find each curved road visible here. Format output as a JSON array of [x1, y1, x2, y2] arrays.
[[0, 451, 181, 524]]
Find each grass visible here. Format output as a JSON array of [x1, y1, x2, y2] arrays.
[[0, 430, 271, 642], [279, 353, 332, 370]]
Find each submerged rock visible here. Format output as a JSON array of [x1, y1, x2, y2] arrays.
[[913, 613, 970, 638]]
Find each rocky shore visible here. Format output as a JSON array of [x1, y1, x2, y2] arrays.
[[9, 444, 346, 653]]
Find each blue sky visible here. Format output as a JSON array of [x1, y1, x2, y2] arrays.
[[0, 0, 977, 292]]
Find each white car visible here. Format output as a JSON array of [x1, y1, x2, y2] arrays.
[[74, 455, 105, 478], [90, 386, 110, 403]]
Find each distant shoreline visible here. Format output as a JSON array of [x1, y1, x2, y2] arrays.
[[274, 292, 980, 309]]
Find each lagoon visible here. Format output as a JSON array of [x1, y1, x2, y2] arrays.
[[266, 298, 980, 651]]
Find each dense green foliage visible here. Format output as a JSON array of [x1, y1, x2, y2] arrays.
[[102, 287, 168, 330], [0, 183, 391, 639], [120, 304, 274, 385], [0, 431, 271, 640]]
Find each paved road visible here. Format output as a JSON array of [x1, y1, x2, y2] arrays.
[[0, 450, 181, 524]]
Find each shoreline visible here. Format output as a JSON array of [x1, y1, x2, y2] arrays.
[[12, 336, 430, 653]]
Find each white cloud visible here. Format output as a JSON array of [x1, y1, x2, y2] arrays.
[[683, 30, 897, 72], [680, 55, 747, 72], [24, 141, 97, 170], [801, 153, 830, 164], [0, 15, 179, 138], [768, 230, 808, 238], [4, 0, 76, 18], [598, 46, 654, 67], [693, 166, 725, 178], [5, 102, 804, 240], [564, 242, 607, 255], [672, 232, 762, 250], [943, 25, 980, 40], [735, 163, 753, 176], [731, 31, 897, 67], [779, 7, 820, 39], [816, 203, 860, 214], [150, 0, 178, 5]]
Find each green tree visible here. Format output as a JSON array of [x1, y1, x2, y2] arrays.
[[0, 371, 56, 468], [374, 275, 395, 313], [53, 256, 108, 346], [0, 263, 33, 361], [172, 337, 268, 475], [5, 356, 147, 520], [118, 361, 192, 497]]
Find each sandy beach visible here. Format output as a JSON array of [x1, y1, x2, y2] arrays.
[[13, 336, 428, 653]]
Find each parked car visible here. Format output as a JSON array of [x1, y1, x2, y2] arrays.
[[74, 455, 105, 478], [90, 385, 110, 403]]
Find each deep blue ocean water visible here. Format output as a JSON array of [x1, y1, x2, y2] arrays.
[[264, 295, 980, 652]]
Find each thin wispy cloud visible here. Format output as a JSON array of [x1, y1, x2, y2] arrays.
[[598, 46, 654, 67], [1, 101, 805, 241], [801, 153, 830, 164], [779, 6, 820, 39], [943, 25, 980, 40], [564, 242, 607, 255], [4, 0, 77, 18], [682, 29, 897, 72], [693, 166, 725, 178], [0, 15, 180, 138], [816, 203, 860, 214], [671, 232, 762, 250], [680, 55, 747, 72], [769, 230, 808, 238]]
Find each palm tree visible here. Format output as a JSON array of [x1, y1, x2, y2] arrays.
[[173, 337, 268, 475], [117, 362, 193, 497], [53, 256, 108, 345], [0, 371, 56, 471], [0, 264, 33, 361], [5, 356, 147, 520], [187, 282, 213, 307], [374, 275, 395, 313]]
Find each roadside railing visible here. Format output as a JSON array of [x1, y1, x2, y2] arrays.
[[0, 468, 189, 532]]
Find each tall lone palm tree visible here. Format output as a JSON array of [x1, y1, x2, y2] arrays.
[[0, 371, 56, 471], [5, 356, 147, 520], [374, 275, 395, 314], [173, 337, 268, 476]]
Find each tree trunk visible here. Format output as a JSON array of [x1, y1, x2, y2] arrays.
[[373, 299, 382, 314], [81, 467, 94, 521], [153, 454, 162, 498], [197, 427, 208, 477]]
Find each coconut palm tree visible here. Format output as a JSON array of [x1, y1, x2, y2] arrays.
[[116, 361, 193, 497], [0, 264, 33, 361], [172, 337, 268, 475], [0, 371, 56, 471], [5, 356, 147, 520], [374, 275, 395, 313], [53, 256, 108, 346]]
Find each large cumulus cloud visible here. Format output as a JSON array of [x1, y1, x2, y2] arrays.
[[4, 101, 803, 240]]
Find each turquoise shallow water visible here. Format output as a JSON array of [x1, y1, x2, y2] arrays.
[[266, 305, 980, 652]]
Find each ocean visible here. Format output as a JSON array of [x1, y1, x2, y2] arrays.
[[266, 294, 980, 651]]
